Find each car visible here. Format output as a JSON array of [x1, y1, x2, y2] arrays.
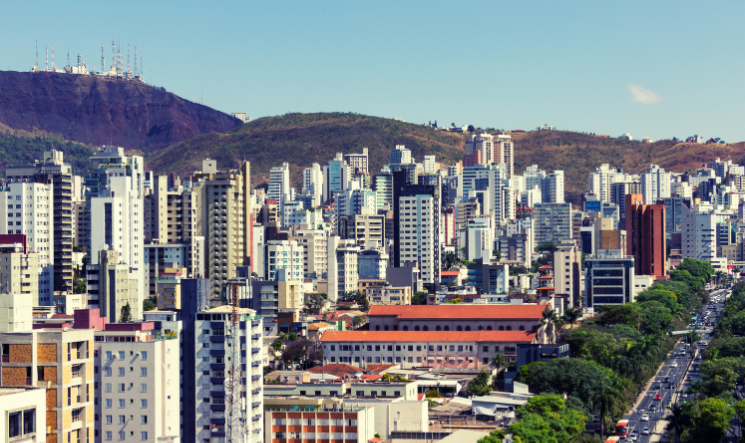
[[641, 413, 649, 421], [649, 405, 657, 412], [696, 354, 702, 361], [655, 393, 662, 400], [664, 376, 671, 383], [642, 427, 650, 435], [672, 361, 678, 367], [628, 432, 639, 441]]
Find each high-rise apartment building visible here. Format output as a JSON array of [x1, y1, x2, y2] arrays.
[[292, 229, 328, 279], [303, 163, 324, 207], [86, 248, 140, 322], [554, 240, 583, 308], [327, 237, 361, 302], [496, 134, 514, 178], [0, 324, 95, 443], [6, 150, 75, 292], [268, 162, 291, 203], [533, 203, 572, 246], [0, 237, 39, 307], [389, 145, 412, 165], [193, 306, 263, 443], [323, 154, 350, 203], [0, 181, 54, 304], [256, 240, 305, 281], [372, 171, 393, 210], [88, 309, 180, 443], [625, 194, 667, 277], [588, 164, 623, 203], [423, 155, 436, 173], [641, 165, 671, 205], [194, 160, 252, 300], [344, 148, 369, 175], [680, 202, 719, 263], [465, 133, 495, 165], [338, 207, 385, 250], [542, 171, 565, 204]]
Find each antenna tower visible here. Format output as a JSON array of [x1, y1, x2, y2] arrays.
[[101, 45, 105, 73], [127, 43, 131, 78], [111, 30, 115, 72], [134, 45, 138, 77], [52, 45, 55, 70], [66, 48, 71, 71], [45, 45, 48, 71], [35, 40, 38, 70]]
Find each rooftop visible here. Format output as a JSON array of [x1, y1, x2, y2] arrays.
[[320, 330, 537, 343], [367, 304, 546, 320]]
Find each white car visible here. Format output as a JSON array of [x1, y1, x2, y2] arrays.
[[640, 413, 649, 421], [672, 361, 678, 367], [642, 427, 650, 435], [628, 432, 639, 441]]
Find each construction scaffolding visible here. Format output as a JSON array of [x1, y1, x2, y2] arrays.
[[225, 282, 248, 442]]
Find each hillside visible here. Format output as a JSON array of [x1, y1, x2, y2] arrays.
[[0, 130, 95, 175], [510, 130, 745, 205], [146, 112, 466, 186], [0, 70, 241, 151]]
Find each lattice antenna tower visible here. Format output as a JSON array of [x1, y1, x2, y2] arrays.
[[35, 40, 38, 70]]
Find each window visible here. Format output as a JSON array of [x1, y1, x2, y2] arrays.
[[106, 399, 112, 408], [105, 383, 112, 392], [106, 351, 113, 360], [141, 383, 147, 393], [141, 367, 147, 376], [106, 415, 113, 424], [118, 351, 125, 360], [141, 432, 148, 440], [119, 367, 125, 376], [119, 399, 125, 408], [141, 399, 147, 408], [119, 383, 125, 392], [141, 415, 148, 424], [119, 415, 125, 424], [105, 368, 112, 377], [119, 431, 125, 440], [141, 351, 147, 360], [106, 432, 112, 441]]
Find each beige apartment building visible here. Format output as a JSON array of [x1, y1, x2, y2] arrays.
[[194, 159, 252, 300], [0, 327, 95, 443]]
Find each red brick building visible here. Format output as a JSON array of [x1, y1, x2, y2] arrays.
[[625, 194, 667, 277]]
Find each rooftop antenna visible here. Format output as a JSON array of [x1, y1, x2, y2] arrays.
[[127, 43, 130, 78], [35, 40, 38, 70], [101, 45, 105, 74], [52, 45, 55, 70], [66, 47, 71, 70], [111, 29, 115, 72], [45, 45, 48, 71], [134, 44, 137, 77]]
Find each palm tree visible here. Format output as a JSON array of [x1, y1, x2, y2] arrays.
[[541, 308, 559, 344], [665, 403, 689, 443], [441, 251, 458, 270], [491, 352, 506, 375], [561, 308, 582, 327], [615, 343, 644, 381], [715, 270, 725, 286], [686, 330, 701, 346], [686, 380, 705, 403], [593, 380, 623, 439]]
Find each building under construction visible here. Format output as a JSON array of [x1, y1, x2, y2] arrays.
[[31, 30, 146, 83]]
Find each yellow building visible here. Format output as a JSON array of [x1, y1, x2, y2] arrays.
[[0, 327, 95, 443], [155, 267, 187, 310]]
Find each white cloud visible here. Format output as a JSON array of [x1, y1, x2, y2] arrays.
[[628, 84, 663, 105]]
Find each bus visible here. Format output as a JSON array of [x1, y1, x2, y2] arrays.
[[605, 438, 621, 443], [615, 419, 630, 437]]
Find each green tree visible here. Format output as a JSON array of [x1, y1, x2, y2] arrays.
[[119, 302, 133, 323], [467, 125, 476, 132], [143, 299, 155, 311], [272, 339, 283, 351], [677, 257, 715, 283], [500, 395, 588, 443], [73, 279, 86, 294], [595, 304, 642, 328], [466, 371, 493, 396], [561, 308, 582, 327], [412, 292, 428, 305], [541, 308, 560, 344], [441, 251, 458, 269], [534, 243, 559, 253], [305, 292, 327, 315], [689, 398, 735, 443], [357, 296, 371, 312]]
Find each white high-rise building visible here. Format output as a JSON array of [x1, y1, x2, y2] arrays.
[[195, 306, 263, 443], [256, 240, 305, 281], [542, 171, 565, 204], [87, 147, 145, 317], [589, 164, 623, 203], [268, 162, 291, 203], [524, 165, 547, 191], [641, 165, 671, 204], [0, 182, 54, 303], [423, 155, 436, 173], [327, 236, 360, 302], [303, 163, 323, 207], [521, 187, 542, 208], [389, 145, 413, 165], [398, 194, 437, 285], [336, 186, 377, 217], [460, 217, 493, 262], [681, 204, 721, 262]]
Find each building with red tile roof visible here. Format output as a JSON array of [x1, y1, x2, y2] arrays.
[[307, 363, 363, 379], [320, 330, 537, 369], [367, 304, 546, 333]]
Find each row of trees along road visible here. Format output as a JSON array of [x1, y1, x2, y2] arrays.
[[478, 257, 714, 443]]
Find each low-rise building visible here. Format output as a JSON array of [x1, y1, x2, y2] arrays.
[[320, 330, 538, 369], [263, 398, 374, 443], [367, 285, 412, 306], [0, 387, 47, 443], [367, 305, 546, 333]]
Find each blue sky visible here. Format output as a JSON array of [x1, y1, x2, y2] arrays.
[[4, 1, 745, 141]]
